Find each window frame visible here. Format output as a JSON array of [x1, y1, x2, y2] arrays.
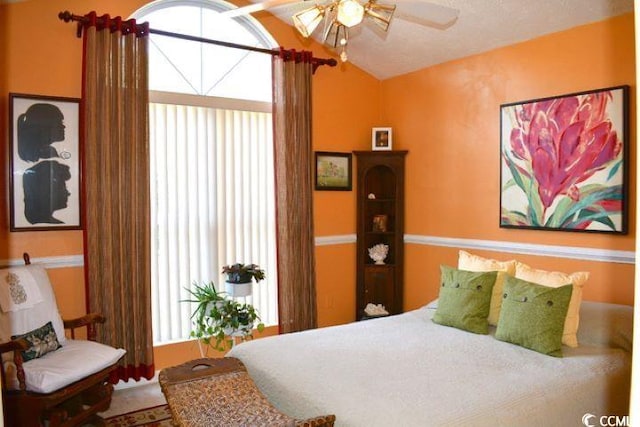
[[133, 0, 279, 345]]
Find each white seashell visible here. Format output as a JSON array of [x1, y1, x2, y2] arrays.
[[368, 243, 389, 265]]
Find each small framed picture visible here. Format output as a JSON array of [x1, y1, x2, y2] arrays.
[[372, 127, 392, 151], [9, 93, 82, 231], [372, 214, 388, 232], [315, 151, 352, 191]]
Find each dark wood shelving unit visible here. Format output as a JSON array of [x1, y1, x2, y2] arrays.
[[353, 150, 407, 320]]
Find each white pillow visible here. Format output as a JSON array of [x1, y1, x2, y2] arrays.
[[0, 265, 66, 346], [458, 250, 516, 326], [4, 339, 126, 393], [515, 262, 589, 348], [577, 301, 633, 352]]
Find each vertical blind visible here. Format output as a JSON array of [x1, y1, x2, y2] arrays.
[[149, 95, 277, 344]]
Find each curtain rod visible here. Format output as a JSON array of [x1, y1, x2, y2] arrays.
[[58, 11, 337, 71]]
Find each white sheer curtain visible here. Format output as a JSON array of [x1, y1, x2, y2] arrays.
[[149, 94, 277, 344]]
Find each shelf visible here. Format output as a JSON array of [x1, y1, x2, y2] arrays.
[[354, 151, 407, 319], [366, 198, 395, 203]]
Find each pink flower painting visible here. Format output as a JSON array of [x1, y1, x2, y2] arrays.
[[500, 86, 627, 232]]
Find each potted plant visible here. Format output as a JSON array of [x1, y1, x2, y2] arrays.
[[222, 263, 265, 297], [184, 281, 265, 354]]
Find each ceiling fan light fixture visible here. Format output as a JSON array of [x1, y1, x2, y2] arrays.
[[336, 0, 364, 27], [323, 19, 350, 62], [323, 19, 348, 48], [364, 2, 396, 32], [292, 5, 325, 37]]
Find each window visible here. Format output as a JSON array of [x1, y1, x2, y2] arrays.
[[133, 0, 278, 345]]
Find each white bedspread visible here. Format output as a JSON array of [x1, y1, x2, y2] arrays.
[[228, 303, 631, 427]]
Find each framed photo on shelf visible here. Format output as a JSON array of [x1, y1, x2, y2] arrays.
[[315, 151, 352, 191], [500, 85, 629, 234], [372, 127, 392, 151], [9, 93, 82, 231], [372, 214, 388, 232]]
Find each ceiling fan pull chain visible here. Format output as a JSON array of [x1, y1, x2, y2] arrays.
[[339, 28, 349, 62]]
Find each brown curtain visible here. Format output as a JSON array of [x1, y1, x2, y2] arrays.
[[81, 12, 154, 381], [272, 50, 318, 333]]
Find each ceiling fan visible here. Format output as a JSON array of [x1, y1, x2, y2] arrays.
[[222, 0, 460, 62]]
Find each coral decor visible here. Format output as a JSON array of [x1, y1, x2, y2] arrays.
[[500, 86, 628, 233]]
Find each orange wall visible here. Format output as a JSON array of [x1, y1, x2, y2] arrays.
[[383, 14, 636, 309], [1, 2, 635, 372], [0, 0, 379, 368]]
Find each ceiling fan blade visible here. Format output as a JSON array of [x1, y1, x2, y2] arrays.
[[221, 0, 305, 18], [394, 2, 459, 29]]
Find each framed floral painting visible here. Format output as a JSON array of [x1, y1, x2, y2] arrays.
[[500, 85, 629, 234]]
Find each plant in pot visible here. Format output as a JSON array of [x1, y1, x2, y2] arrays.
[[184, 281, 265, 354], [222, 263, 265, 297]]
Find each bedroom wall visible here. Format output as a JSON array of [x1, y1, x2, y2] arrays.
[[0, 0, 379, 365], [381, 13, 636, 310], [1, 2, 635, 372]]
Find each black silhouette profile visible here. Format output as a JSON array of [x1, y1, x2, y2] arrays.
[[23, 161, 71, 224], [17, 103, 66, 162]]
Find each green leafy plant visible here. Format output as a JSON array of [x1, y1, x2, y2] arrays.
[[222, 263, 265, 284], [183, 281, 265, 352]]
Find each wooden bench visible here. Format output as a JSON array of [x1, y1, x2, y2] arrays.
[[159, 357, 336, 427]]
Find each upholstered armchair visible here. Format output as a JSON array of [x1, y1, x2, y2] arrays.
[[0, 254, 126, 426]]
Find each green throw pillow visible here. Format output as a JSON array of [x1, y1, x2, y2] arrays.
[[432, 265, 497, 334], [495, 275, 573, 357], [11, 321, 61, 362]]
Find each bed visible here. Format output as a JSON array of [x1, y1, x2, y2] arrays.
[[227, 300, 632, 427]]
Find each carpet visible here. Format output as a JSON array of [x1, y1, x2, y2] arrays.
[[105, 404, 173, 426]]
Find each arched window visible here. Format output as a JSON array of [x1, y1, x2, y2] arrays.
[[133, 0, 278, 345], [135, 0, 275, 101]]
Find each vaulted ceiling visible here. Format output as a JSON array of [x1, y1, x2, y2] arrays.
[[2, 0, 634, 79], [245, 0, 634, 79]]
